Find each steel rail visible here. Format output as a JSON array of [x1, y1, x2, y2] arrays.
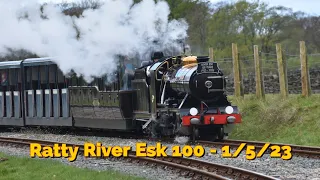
[[197, 139, 320, 158]]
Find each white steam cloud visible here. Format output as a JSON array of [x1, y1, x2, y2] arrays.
[[0, 0, 188, 81]]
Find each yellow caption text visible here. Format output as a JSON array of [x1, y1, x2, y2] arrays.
[[29, 142, 292, 161]]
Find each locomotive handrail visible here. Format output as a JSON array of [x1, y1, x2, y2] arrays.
[[178, 93, 188, 109], [155, 61, 169, 81]]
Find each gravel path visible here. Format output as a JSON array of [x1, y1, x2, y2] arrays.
[[0, 129, 319, 180]]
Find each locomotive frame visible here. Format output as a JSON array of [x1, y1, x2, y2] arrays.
[[0, 55, 241, 141]]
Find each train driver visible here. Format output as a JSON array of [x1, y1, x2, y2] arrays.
[[140, 51, 164, 68], [151, 51, 164, 63], [122, 56, 135, 90], [144, 51, 165, 77]]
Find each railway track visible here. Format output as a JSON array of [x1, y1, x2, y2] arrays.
[[0, 136, 279, 180], [197, 139, 320, 159]]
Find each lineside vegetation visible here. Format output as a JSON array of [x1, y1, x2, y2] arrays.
[[229, 94, 320, 146], [0, 152, 145, 180]]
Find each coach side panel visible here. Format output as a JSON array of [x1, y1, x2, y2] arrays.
[[0, 68, 24, 126], [23, 64, 73, 126]]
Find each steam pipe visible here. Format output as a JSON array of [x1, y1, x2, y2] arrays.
[[160, 81, 167, 104]]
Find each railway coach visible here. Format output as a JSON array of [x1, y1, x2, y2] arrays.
[[0, 57, 136, 130], [0, 55, 242, 141]]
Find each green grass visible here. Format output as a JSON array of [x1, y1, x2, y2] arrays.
[[0, 152, 145, 180], [228, 94, 320, 147]]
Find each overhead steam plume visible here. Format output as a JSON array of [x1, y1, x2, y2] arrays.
[[0, 0, 188, 81]]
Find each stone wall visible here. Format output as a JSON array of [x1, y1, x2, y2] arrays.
[[224, 67, 320, 95]]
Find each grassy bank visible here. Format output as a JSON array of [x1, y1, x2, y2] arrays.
[[0, 152, 144, 180], [228, 94, 320, 147]]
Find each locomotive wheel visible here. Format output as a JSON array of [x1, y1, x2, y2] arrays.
[[191, 126, 199, 142], [224, 133, 229, 139], [199, 126, 224, 142], [216, 127, 225, 141], [151, 121, 161, 139]]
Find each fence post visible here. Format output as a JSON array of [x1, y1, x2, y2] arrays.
[[300, 41, 311, 97], [232, 43, 243, 97], [209, 47, 214, 62], [254, 45, 265, 99], [276, 43, 288, 98]]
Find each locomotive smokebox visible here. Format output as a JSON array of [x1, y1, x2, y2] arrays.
[[168, 56, 225, 102]]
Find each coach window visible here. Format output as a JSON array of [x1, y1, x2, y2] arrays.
[[63, 74, 69, 88], [8, 68, 19, 91], [47, 64, 65, 89], [38, 65, 46, 90], [0, 70, 8, 85], [31, 66, 38, 90], [0, 70, 8, 91], [14, 68, 21, 91], [48, 64, 55, 89], [28, 66, 38, 90], [56, 66, 66, 89], [25, 66, 32, 90], [33, 66, 39, 89], [45, 65, 50, 89]]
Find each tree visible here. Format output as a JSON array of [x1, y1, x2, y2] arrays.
[[206, 0, 299, 58]]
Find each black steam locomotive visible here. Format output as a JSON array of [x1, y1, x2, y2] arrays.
[[0, 54, 241, 141], [133, 55, 241, 140]]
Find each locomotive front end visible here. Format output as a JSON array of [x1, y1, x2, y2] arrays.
[[166, 56, 242, 141]]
